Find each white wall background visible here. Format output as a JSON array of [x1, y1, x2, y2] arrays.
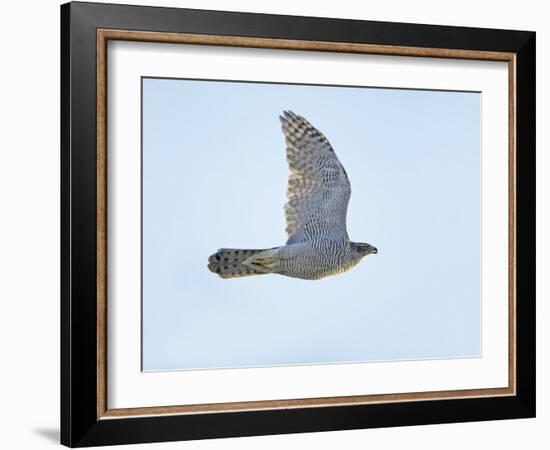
[[0, 0, 546, 448]]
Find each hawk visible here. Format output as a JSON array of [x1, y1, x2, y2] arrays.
[[208, 110, 377, 280]]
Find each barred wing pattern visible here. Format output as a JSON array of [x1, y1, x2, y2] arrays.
[[280, 111, 351, 244]]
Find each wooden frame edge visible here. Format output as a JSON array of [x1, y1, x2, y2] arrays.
[[95, 28, 517, 420], [100, 387, 515, 419], [98, 28, 515, 61], [508, 55, 517, 395], [97, 29, 108, 419]]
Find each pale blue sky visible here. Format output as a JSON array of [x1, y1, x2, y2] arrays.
[[142, 77, 481, 371]]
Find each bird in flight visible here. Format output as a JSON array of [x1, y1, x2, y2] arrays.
[[208, 110, 377, 280]]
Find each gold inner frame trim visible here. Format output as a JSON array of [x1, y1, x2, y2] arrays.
[[96, 28, 517, 420]]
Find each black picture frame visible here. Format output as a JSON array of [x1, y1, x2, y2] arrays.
[[61, 1, 535, 447]]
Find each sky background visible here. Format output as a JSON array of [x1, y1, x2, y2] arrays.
[[142, 77, 481, 371]]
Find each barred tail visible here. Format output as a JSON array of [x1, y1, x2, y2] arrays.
[[207, 248, 278, 278]]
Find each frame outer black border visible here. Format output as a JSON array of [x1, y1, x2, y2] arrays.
[[60, 1, 536, 447]]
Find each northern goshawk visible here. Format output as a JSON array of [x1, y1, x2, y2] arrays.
[[208, 110, 377, 280]]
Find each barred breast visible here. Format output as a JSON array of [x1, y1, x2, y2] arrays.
[[275, 240, 363, 280]]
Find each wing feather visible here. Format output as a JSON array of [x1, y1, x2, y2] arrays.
[[279, 111, 351, 244]]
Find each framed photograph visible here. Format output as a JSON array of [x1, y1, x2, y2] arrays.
[[61, 1, 535, 447]]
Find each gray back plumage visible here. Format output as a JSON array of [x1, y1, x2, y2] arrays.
[[279, 111, 351, 244]]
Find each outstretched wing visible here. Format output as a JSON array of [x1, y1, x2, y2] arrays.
[[279, 110, 351, 244]]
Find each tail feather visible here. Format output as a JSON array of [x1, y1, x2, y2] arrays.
[[208, 248, 276, 278]]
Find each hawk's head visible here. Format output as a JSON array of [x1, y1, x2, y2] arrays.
[[353, 242, 378, 257]]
